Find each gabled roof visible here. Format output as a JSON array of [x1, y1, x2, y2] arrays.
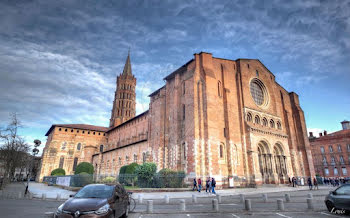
[[45, 124, 109, 136]]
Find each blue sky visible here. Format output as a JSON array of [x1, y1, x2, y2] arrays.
[[0, 0, 349, 153]]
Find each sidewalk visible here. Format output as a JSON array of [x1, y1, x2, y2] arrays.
[[131, 185, 334, 200], [0, 182, 27, 198], [28, 182, 75, 199]]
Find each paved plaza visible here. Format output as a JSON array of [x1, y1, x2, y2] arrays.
[[0, 183, 348, 218]]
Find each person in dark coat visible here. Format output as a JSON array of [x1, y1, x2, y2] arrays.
[[211, 178, 216, 194], [307, 177, 313, 190], [192, 178, 197, 191], [313, 177, 318, 190]]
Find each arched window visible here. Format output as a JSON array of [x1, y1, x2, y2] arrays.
[[247, 113, 252, 122], [59, 156, 64, 168], [100, 145, 104, 153], [262, 117, 268, 127], [219, 144, 224, 158], [218, 81, 222, 97], [277, 121, 282, 130], [270, 119, 275, 128], [255, 115, 260, 124], [77, 143, 81, 151], [73, 157, 78, 171]]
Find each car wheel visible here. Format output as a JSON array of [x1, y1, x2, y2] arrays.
[[325, 201, 335, 212]]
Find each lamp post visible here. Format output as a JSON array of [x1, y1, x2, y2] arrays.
[[25, 139, 41, 195]]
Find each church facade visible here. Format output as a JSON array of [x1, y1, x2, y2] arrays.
[[39, 51, 315, 187]]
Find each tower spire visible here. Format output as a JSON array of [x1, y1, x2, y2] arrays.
[[122, 49, 132, 76]]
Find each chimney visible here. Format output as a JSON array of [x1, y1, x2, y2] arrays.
[[309, 132, 314, 137], [341, 120, 350, 130], [324, 130, 327, 136], [319, 133, 323, 137]]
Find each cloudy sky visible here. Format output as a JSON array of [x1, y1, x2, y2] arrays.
[[0, 0, 349, 152]]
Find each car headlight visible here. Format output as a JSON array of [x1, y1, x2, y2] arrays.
[[57, 203, 64, 214], [95, 204, 110, 215]]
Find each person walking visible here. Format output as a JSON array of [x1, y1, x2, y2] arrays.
[[292, 177, 296, 187], [205, 177, 210, 193], [192, 178, 197, 191], [313, 177, 318, 190], [198, 178, 202, 192], [211, 177, 216, 194], [307, 177, 313, 190]]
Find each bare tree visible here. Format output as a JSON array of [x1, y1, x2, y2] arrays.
[[0, 113, 30, 181]]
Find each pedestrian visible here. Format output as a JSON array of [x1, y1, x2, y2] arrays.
[[198, 178, 202, 192], [313, 177, 318, 190], [205, 177, 210, 192], [307, 177, 313, 190], [192, 178, 197, 191], [211, 177, 216, 194], [288, 177, 291, 186], [292, 177, 296, 187], [208, 178, 212, 193]]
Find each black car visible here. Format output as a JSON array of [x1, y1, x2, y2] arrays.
[[325, 184, 350, 213], [55, 183, 129, 218]]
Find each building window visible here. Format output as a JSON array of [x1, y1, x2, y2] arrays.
[[262, 117, 268, 126], [59, 156, 64, 168], [182, 105, 185, 120], [329, 145, 333, 153], [61, 142, 67, 150], [223, 128, 226, 138], [331, 157, 336, 165], [322, 156, 327, 165], [73, 157, 78, 171], [277, 121, 282, 130], [71, 129, 73, 132], [334, 167, 338, 175], [347, 144, 350, 152], [255, 115, 260, 125], [134, 154, 138, 163], [321, 146, 325, 153], [270, 119, 275, 128], [247, 113, 252, 122], [247, 64, 250, 68], [65, 129, 68, 132], [59, 128, 61, 131], [218, 81, 222, 97], [219, 144, 224, 158], [342, 167, 347, 175], [338, 145, 342, 152], [250, 80, 264, 106], [100, 145, 104, 153], [183, 82, 185, 95], [340, 156, 345, 164], [256, 70, 259, 77], [324, 168, 329, 175]]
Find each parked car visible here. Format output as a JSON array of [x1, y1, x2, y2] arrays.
[[325, 184, 350, 213], [55, 183, 129, 218]]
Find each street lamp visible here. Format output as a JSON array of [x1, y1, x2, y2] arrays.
[[25, 139, 41, 195]]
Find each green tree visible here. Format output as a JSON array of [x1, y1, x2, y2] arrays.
[[51, 168, 65, 176], [118, 165, 128, 184], [74, 162, 94, 175], [135, 162, 157, 188], [125, 163, 139, 186]]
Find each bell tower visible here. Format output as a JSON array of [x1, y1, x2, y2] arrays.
[[109, 51, 136, 128]]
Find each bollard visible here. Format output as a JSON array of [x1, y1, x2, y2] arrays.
[[216, 194, 222, 203], [285, 193, 290, 202], [179, 199, 186, 211], [164, 195, 169, 204], [307, 193, 313, 198], [262, 193, 268, 203], [240, 194, 245, 203], [56, 193, 61, 201], [277, 199, 284, 211], [44, 212, 55, 218], [212, 199, 219, 212], [147, 200, 153, 213], [18, 192, 22, 199], [42, 193, 46, 200], [138, 194, 143, 204], [307, 198, 314, 210], [244, 199, 251, 211], [192, 194, 197, 203]]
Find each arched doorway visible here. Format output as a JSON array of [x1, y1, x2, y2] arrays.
[[257, 141, 272, 184], [273, 143, 287, 184]]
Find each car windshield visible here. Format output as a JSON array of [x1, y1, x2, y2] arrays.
[[75, 185, 114, 198]]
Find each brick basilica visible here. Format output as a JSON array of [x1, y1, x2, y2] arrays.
[[39, 51, 315, 187]]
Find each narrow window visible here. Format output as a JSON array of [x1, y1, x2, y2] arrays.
[[262, 118, 268, 126], [338, 145, 342, 152], [255, 115, 260, 124], [65, 129, 67, 132], [270, 120, 275, 128], [334, 167, 338, 175], [182, 105, 185, 120], [218, 81, 222, 97], [71, 129, 73, 132], [220, 144, 224, 158], [247, 64, 250, 69], [329, 145, 333, 153], [59, 128, 61, 131], [247, 113, 252, 122], [320, 146, 325, 153], [183, 82, 185, 95], [73, 157, 78, 171], [77, 143, 81, 151], [342, 167, 347, 175], [100, 145, 104, 153], [324, 168, 329, 175], [224, 128, 226, 138], [59, 156, 64, 168], [256, 70, 259, 77]]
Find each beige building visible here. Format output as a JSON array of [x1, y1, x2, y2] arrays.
[[40, 52, 315, 186]]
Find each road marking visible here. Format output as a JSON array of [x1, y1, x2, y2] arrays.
[[232, 214, 240, 218], [187, 214, 190, 217], [320, 212, 344, 217], [276, 213, 292, 218], [221, 203, 238, 205]]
